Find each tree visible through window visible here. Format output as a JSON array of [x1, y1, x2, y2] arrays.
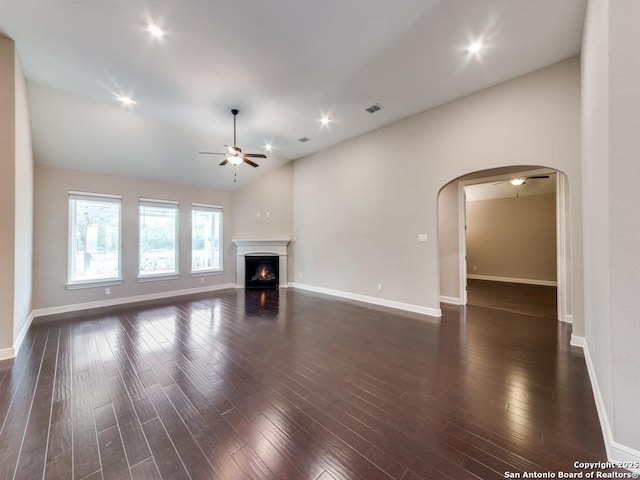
[[192, 204, 222, 272], [69, 193, 121, 284], [139, 199, 179, 277]]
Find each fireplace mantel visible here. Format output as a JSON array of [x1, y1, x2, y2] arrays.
[[232, 239, 290, 288]]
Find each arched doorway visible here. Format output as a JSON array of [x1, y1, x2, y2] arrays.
[[437, 166, 572, 323]]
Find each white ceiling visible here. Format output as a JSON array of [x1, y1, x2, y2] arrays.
[[0, 0, 587, 190], [465, 172, 557, 201]]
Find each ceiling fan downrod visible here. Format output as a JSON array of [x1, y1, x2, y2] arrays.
[[231, 109, 239, 147]]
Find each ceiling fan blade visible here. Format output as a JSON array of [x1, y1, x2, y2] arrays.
[[244, 153, 267, 159], [219, 159, 229, 166], [243, 158, 260, 168], [526, 175, 550, 179], [199, 151, 225, 155]]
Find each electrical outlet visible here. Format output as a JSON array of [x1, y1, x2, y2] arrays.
[[299, 273, 303, 279], [473, 265, 477, 271], [105, 287, 111, 295], [377, 283, 383, 291], [200, 277, 205, 284]]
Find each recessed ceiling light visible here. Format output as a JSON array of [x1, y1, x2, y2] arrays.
[[265, 143, 273, 152], [320, 116, 331, 126], [148, 24, 164, 38], [117, 96, 137, 106], [510, 178, 526, 186], [468, 41, 483, 53]]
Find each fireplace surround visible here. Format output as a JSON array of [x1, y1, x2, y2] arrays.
[[233, 239, 289, 288]]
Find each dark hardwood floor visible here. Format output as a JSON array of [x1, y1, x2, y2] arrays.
[[0, 288, 609, 479], [467, 279, 557, 319]]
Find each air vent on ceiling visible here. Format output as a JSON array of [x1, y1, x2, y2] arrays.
[[365, 103, 383, 114], [298, 137, 310, 143]]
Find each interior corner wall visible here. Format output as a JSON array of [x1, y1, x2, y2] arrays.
[[13, 51, 34, 348], [293, 58, 582, 318], [0, 36, 17, 354], [230, 163, 293, 240], [230, 162, 294, 280]]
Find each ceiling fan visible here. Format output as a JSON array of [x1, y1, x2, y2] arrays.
[[493, 175, 549, 186], [199, 109, 266, 168]]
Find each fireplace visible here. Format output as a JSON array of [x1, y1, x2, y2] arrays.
[[232, 239, 290, 289], [245, 256, 279, 288]]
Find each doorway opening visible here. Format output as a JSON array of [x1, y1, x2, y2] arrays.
[[437, 166, 572, 323]]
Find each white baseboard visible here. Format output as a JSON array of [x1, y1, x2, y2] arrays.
[[571, 334, 640, 471], [467, 274, 557, 287], [13, 311, 35, 357], [290, 283, 442, 318], [0, 346, 15, 361], [570, 334, 585, 348], [32, 283, 237, 320], [0, 311, 36, 362], [562, 314, 574, 324], [440, 295, 463, 305]]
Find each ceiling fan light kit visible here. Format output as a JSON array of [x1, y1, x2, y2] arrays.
[[198, 109, 267, 181]]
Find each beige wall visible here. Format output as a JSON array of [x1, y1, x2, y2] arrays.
[[13, 48, 34, 346], [466, 193, 557, 282], [231, 163, 294, 280], [293, 58, 582, 320], [0, 36, 34, 355], [0, 36, 16, 352], [582, 0, 640, 454], [437, 181, 459, 300], [33, 165, 235, 311], [231, 163, 293, 240]]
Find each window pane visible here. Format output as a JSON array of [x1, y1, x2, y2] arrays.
[[139, 202, 178, 276], [69, 196, 121, 282], [192, 207, 222, 272]]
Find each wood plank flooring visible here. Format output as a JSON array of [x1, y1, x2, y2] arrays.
[[467, 279, 557, 319], [0, 288, 609, 479]]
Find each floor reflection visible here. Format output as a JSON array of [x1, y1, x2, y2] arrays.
[[244, 288, 280, 318]]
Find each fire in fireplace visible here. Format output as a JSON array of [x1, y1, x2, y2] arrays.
[[245, 256, 279, 288]]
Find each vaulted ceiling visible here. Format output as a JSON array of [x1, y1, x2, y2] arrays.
[[0, 0, 587, 190]]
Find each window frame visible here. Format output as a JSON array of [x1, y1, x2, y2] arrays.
[[190, 203, 224, 275], [67, 191, 123, 289], [137, 198, 180, 281]]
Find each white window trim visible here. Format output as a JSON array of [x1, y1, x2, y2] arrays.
[[66, 278, 124, 290], [190, 203, 224, 274], [189, 270, 224, 278], [138, 198, 180, 278], [137, 274, 181, 283], [67, 192, 123, 287]]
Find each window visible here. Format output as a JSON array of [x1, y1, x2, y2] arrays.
[[68, 192, 122, 285], [191, 204, 223, 273], [139, 199, 179, 278]]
